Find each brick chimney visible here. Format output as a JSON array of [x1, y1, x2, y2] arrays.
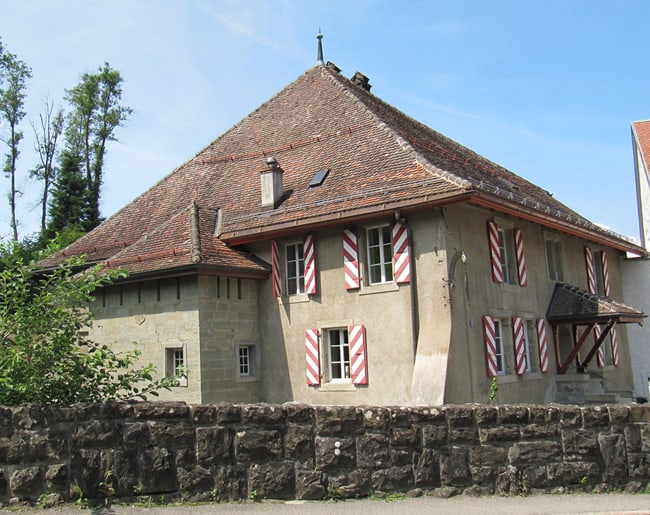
[[260, 157, 284, 208], [351, 71, 371, 91]]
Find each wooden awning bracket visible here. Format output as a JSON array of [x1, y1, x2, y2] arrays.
[[554, 320, 616, 374]]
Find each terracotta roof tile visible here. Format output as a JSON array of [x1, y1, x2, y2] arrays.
[[40, 64, 644, 275]]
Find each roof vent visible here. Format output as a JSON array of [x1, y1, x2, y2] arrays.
[[260, 157, 284, 209], [351, 71, 371, 91]]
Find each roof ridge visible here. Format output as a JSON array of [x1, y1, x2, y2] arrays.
[[319, 66, 472, 191]]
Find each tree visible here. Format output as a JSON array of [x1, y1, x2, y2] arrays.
[[64, 62, 132, 231], [30, 98, 64, 234], [0, 39, 32, 241], [0, 243, 175, 405], [45, 150, 87, 239]]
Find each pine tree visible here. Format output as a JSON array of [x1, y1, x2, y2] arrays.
[[45, 151, 87, 240]]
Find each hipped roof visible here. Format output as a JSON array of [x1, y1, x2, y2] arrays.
[[39, 63, 645, 276]]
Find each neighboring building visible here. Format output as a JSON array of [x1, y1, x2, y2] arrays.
[[623, 120, 650, 401], [40, 56, 645, 406]]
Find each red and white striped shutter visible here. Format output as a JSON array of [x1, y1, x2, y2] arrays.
[[304, 234, 317, 295], [584, 247, 605, 366], [512, 317, 527, 375], [600, 252, 620, 366], [342, 228, 361, 290], [349, 324, 368, 385], [611, 328, 620, 366], [271, 240, 282, 297], [584, 247, 597, 294], [487, 221, 504, 283], [482, 315, 498, 378], [536, 318, 549, 373], [391, 222, 411, 284], [305, 328, 320, 386], [514, 228, 528, 286]]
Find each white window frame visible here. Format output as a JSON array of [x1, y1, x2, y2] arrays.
[[522, 319, 536, 374], [165, 346, 187, 387], [285, 241, 305, 295], [493, 319, 507, 375], [326, 328, 351, 383], [366, 225, 393, 285], [497, 227, 518, 285], [545, 236, 565, 282], [236, 342, 258, 382]]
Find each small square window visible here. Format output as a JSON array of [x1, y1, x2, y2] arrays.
[[165, 347, 187, 386], [326, 328, 351, 382]]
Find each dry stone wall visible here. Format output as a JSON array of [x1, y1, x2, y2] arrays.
[[1, 402, 649, 505]]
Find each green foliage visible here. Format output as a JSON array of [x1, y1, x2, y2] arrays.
[[0, 242, 175, 405], [63, 62, 132, 232], [488, 376, 498, 405]]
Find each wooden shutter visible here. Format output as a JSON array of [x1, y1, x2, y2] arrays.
[[304, 234, 317, 295], [343, 228, 360, 289], [514, 228, 528, 286], [305, 328, 320, 386], [349, 324, 368, 385], [536, 318, 549, 373], [271, 240, 282, 297], [584, 246, 606, 366], [391, 222, 411, 284], [487, 221, 504, 283], [512, 317, 527, 375], [482, 315, 498, 378]]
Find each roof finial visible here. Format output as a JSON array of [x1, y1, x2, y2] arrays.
[[317, 29, 324, 65]]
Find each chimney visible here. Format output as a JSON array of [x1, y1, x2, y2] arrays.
[[260, 157, 284, 208], [351, 71, 371, 91]]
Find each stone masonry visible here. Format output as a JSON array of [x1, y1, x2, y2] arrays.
[[1, 402, 649, 505]]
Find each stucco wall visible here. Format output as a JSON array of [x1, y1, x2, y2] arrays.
[[252, 224, 416, 406], [442, 204, 635, 405], [622, 256, 650, 400], [90, 276, 262, 404]]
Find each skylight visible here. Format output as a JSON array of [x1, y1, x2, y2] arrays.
[[309, 169, 330, 188]]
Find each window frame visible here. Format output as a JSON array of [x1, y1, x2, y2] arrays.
[[545, 236, 565, 282], [497, 227, 518, 285], [365, 224, 393, 285], [493, 319, 507, 376], [326, 328, 352, 383], [165, 346, 187, 387], [285, 241, 305, 296]]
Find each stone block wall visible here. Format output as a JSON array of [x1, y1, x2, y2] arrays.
[[1, 402, 649, 505]]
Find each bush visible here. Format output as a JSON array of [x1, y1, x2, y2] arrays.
[[0, 242, 174, 404]]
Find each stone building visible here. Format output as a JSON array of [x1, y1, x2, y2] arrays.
[[40, 55, 645, 406]]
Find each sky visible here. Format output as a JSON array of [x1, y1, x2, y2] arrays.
[[1, 0, 649, 243]]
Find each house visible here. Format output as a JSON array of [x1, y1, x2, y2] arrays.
[[622, 120, 650, 401], [40, 49, 645, 406]]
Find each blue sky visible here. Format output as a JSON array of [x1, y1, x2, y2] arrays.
[[1, 0, 648, 242]]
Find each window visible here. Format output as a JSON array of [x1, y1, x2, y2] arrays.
[[366, 225, 393, 284], [327, 328, 351, 382], [523, 320, 539, 373], [545, 238, 564, 281], [493, 319, 507, 375], [165, 347, 186, 386], [498, 228, 518, 285], [285, 242, 305, 295], [487, 221, 527, 286], [239, 345, 254, 376]]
